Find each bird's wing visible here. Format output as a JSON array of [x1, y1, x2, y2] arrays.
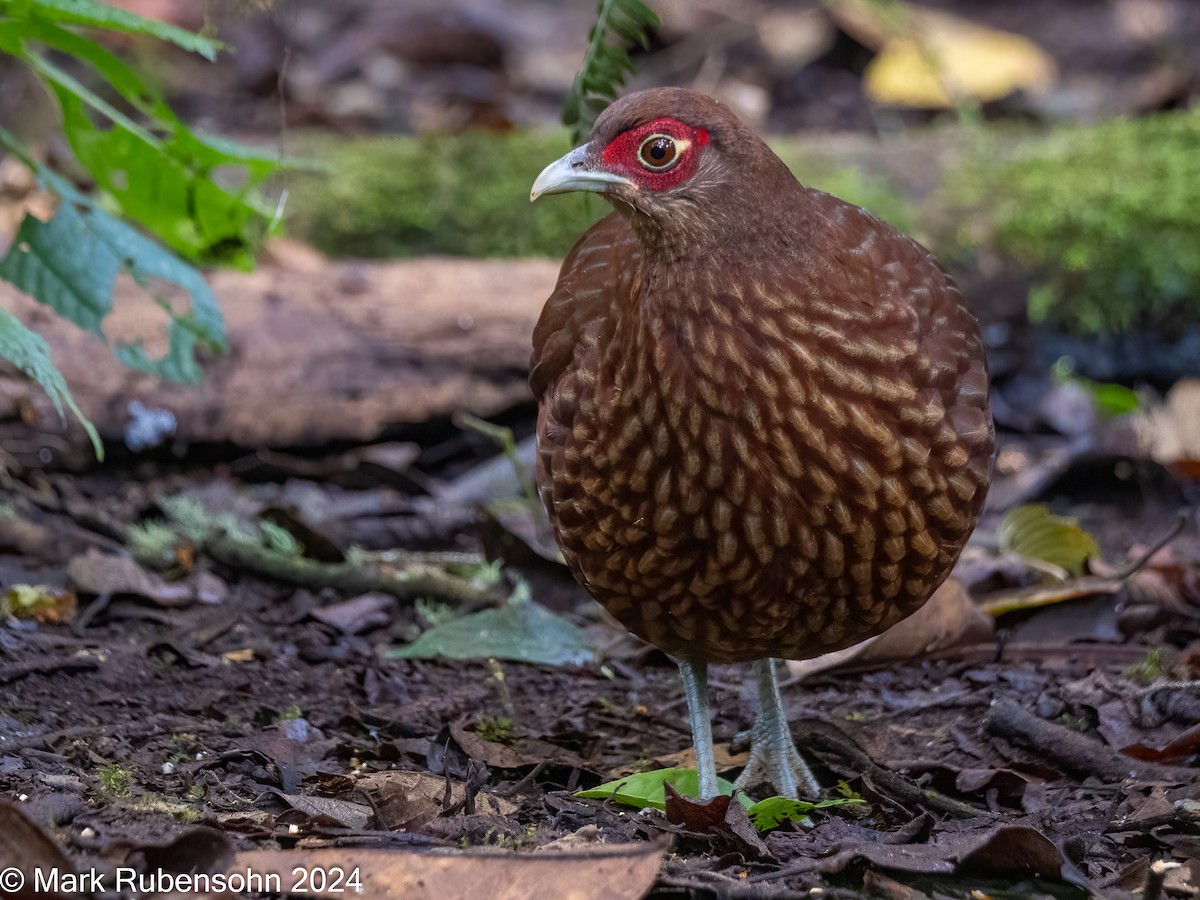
[[530, 212, 641, 400], [803, 190, 991, 441]]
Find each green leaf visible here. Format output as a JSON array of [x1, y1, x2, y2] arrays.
[[1051, 357, 1141, 418], [9, 0, 222, 60], [997, 504, 1101, 578], [385, 585, 595, 666], [0, 18, 277, 268], [563, 0, 660, 144], [0, 147, 226, 383], [0, 309, 101, 457], [745, 796, 865, 831], [576, 768, 752, 811]]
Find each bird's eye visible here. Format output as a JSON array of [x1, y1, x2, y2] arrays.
[[637, 134, 678, 171]]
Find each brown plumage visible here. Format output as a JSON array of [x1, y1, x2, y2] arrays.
[[530, 88, 993, 670]]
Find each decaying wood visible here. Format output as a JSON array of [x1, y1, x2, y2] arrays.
[[208, 537, 501, 605], [0, 242, 558, 458], [984, 702, 1196, 784]]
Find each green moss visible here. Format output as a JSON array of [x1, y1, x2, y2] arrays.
[[1122, 647, 1166, 684], [285, 130, 604, 259], [284, 129, 915, 260], [98, 763, 132, 797], [946, 109, 1200, 334], [474, 711, 515, 744]]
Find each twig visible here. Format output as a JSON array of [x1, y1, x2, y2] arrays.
[[801, 721, 993, 820], [0, 653, 99, 684], [984, 702, 1194, 783], [208, 535, 500, 605], [493, 762, 548, 798]]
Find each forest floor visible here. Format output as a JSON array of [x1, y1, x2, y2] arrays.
[[1, 250, 1199, 897]]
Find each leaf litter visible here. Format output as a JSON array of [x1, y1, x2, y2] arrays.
[[2, 333, 1200, 899]]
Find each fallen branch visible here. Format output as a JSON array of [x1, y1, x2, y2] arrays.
[[0, 653, 99, 684], [801, 721, 995, 820], [209, 537, 502, 605], [984, 702, 1195, 784]]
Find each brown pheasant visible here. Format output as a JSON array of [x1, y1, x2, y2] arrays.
[[530, 88, 993, 798]]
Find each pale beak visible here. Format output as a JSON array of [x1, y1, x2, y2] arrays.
[[530, 144, 634, 201]]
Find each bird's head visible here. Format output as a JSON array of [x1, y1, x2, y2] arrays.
[[531, 88, 795, 253]]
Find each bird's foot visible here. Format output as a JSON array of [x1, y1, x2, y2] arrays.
[[733, 659, 820, 798], [733, 720, 820, 798]]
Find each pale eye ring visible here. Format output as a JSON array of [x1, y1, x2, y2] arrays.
[[637, 134, 679, 171]]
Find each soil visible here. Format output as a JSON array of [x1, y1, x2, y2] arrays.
[[1, 426, 1199, 898]]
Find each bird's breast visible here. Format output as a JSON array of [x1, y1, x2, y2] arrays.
[[537, 260, 992, 663]]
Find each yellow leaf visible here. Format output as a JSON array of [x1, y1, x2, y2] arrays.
[[828, 1, 1057, 108]]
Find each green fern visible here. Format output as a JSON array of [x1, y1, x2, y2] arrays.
[[562, 0, 659, 145]]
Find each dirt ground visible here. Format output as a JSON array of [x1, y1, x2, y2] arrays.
[[2, 264, 1200, 897]]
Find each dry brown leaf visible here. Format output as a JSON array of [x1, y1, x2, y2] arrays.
[[355, 771, 517, 831], [277, 794, 373, 830], [629, 744, 749, 778], [0, 797, 76, 900], [785, 578, 992, 681], [1133, 378, 1200, 464], [231, 843, 665, 900], [66, 550, 226, 606]]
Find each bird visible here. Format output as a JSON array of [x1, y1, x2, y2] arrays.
[[528, 88, 993, 799]]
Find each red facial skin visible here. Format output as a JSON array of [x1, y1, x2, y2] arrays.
[[599, 117, 710, 192]]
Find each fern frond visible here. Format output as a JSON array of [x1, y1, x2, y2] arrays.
[[563, 0, 659, 145]]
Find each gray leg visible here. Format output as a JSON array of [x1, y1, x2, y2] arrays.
[[734, 658, 820, 798], [678, 660, 719, 800]]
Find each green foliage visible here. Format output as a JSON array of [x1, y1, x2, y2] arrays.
[[0, 306, 101, 454], [1051, 357, 1140, 417], [97, 763, 132, 797], [386, 581, 595, 667], [0, 5, 276, 268], [946, 109, 1200, 334], [746, 795, 865, 831], [0, 0, 278, 448], [474, 712, 516, 745], [576, 768, 752, 811], [563, 0, 659, 145], [9, 0, 220, 59], [287, 131, 604, 259], [126, 518, 178, 569], [0, 151, 227, 384], [997, 504, 1100, 578], [1122, 647, 1166, 684]]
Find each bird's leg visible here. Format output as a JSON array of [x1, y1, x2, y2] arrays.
[[734, 658, 820, 798], [678, 659, 719, 800]]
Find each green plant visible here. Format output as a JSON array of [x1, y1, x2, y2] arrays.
[[946, 109, 1200, 334], [287, 131, 602, 259], [97, 763, 132, 796], [562, 0, 659, 145], [0, 0, 278, 452], [1123, 647, 1166, 684], [474, 712, 515, 745]]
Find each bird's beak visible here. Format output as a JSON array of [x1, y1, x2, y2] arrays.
[[530, 144, 634, 202]]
